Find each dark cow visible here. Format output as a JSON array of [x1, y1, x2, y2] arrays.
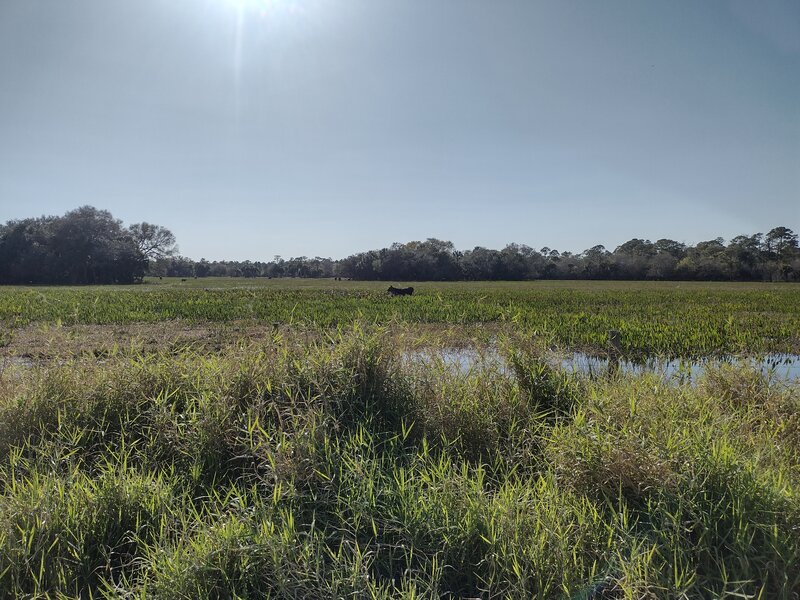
[[387, 285, 414, 296]]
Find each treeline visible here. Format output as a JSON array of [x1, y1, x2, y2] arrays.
[[150, 255, 337, 279], [0, 206, 176, 284], [155, 229, 799, 282], [1, 207, 798, 283]]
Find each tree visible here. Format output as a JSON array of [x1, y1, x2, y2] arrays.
[[0, 206, 147, 284], [0, 218, 54, 283], [581, 245, 612, 279], [653, 239, 686, 260], [240, 261, 260, 278], [457, 247, 498, 280], [726, 234, 762, 280], [613, 239, 655, 279], [647, 253, 678, 280], [764, 227, 799, 281], [764, 227, 798, 259], [676, 239, 729, 280], [164, 256, 195, 278], [128, 222, 177, 261], [195, 259, 211, 277]]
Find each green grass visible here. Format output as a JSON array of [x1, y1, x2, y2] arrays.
[[1, 280, 798, 596], [0, 328, 797, 598], [1, 279, 799, 357]]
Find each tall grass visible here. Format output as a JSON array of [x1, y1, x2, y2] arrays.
[[0, 329, 798, 598]]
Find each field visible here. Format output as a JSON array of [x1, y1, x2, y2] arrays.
[[0, 280, 799, 598], [1, 278, 799, 358]]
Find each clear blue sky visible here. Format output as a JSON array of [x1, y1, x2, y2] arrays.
[[1, 0, 798, 261]]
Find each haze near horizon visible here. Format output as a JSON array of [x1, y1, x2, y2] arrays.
[[1, 0, 798, 261]]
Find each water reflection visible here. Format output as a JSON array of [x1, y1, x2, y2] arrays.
[[560, 353, 800, 382], [404, 349, 800, 384]]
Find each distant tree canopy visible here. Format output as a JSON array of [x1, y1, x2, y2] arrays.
[[152, 228, 799, 283], [128, 222, 177, 260], [1, 208, 797, 284], [0, 206, 175, 285]]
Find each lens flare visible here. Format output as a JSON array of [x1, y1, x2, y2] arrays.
[[222, 0, 304, 18]]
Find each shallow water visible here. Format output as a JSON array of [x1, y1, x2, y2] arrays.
[[405, 348, 800, 384], [559, 352, 800, 383], [1, 356, 34, 369]]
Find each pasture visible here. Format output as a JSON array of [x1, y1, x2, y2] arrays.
[[1, 278, 799, 358], [0, 280, 798, 598]]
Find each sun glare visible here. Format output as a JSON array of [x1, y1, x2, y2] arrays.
[[212, 0, 320, 119], [223, 0, 263, 11], [220, 0, 303, 18]]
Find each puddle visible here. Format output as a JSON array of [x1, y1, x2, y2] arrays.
[[0, 356, 35, 381], [2, 356, 34, 369], [404, 349, 800, 384], [559, 353, 800, 383], [404, 348, 502, 373]]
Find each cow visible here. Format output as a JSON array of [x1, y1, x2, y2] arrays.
[[387, 285, 414, 296]]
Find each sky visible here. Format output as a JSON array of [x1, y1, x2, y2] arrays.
[[0, 0, 798, 261]]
